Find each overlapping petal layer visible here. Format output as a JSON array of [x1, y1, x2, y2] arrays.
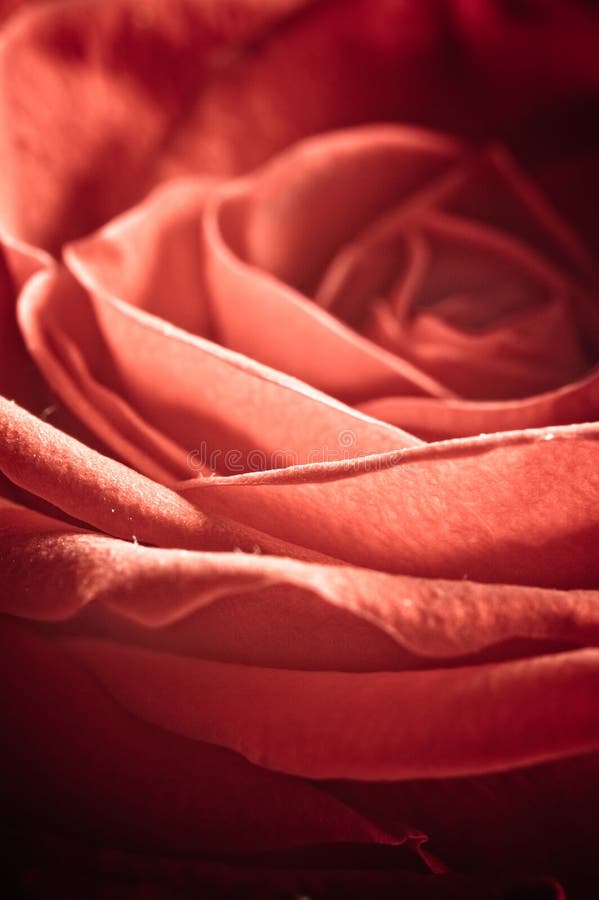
[[1, 4, 599, 897], [65, 128, 599, 441], [4, 499, 598, 666]]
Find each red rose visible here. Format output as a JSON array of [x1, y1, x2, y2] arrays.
[[1, 2, 599, 898]]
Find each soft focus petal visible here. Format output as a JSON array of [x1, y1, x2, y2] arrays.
[[0, 618, 415, 856], [202, 125, 462, 401], [57, 633, 599, 780], [448, 0, 599, 115], [0, 0, 457, 250]]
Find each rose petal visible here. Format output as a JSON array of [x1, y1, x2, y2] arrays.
[[227, 126, 464, 291], [2, 618, 592, 894], [359, 214, 589, 399], [70, 185, 450, 409], [1, 618, 413, 856], [2, 498, 598, 670], [5, 828, 557, 900], [19, 262, 421, 482], [0, 0, 457, 250], [0, 395, 337, 561], [315, 145, 596, 315], [57, 633, 599, 780], [177, 424, 599, 588], [67, 177, 218, 336], [358, 368, 599, 441], [312, 142, 598, 401], [202, 126, 463, 401], [0, 228, 53, 411], [449, 0, 599, 114]]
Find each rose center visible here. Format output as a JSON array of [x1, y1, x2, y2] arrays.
[[314, 206, 592, 400]]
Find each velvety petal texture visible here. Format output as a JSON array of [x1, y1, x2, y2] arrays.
[[2, 2, 599, 898]]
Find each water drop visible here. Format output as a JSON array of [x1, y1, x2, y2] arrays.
[[40, 404, 58, 421]]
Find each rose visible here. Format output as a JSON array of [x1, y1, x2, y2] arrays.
[[3, 156, 599, 897], [1, 1, 599, 898], [4, 263, 599, 898]]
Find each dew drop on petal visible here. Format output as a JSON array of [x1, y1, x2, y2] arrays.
[[40, 404, 58, 420]]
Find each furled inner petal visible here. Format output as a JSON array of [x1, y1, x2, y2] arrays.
[[358, 215, 590, 399], [356, 367, 599, 442], [201, 127, 463, 402], [312, 147, 597, 400], [236, 125, 464, 293]]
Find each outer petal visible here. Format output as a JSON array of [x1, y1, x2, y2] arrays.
[[0, 227, 52, 410], [57, 634, 599, 780], [0, 618, 415, 857], [2, 499, 598, 670], [6, 496, 593, 892], [0, 395, 337, 561], [448, 0, 599, 113], [177, 424, 599, 588], [4, 829, 562, 900], [65, 177, 219, 336], [0, 0, 453, 250], [358, 367, 599, 440]]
